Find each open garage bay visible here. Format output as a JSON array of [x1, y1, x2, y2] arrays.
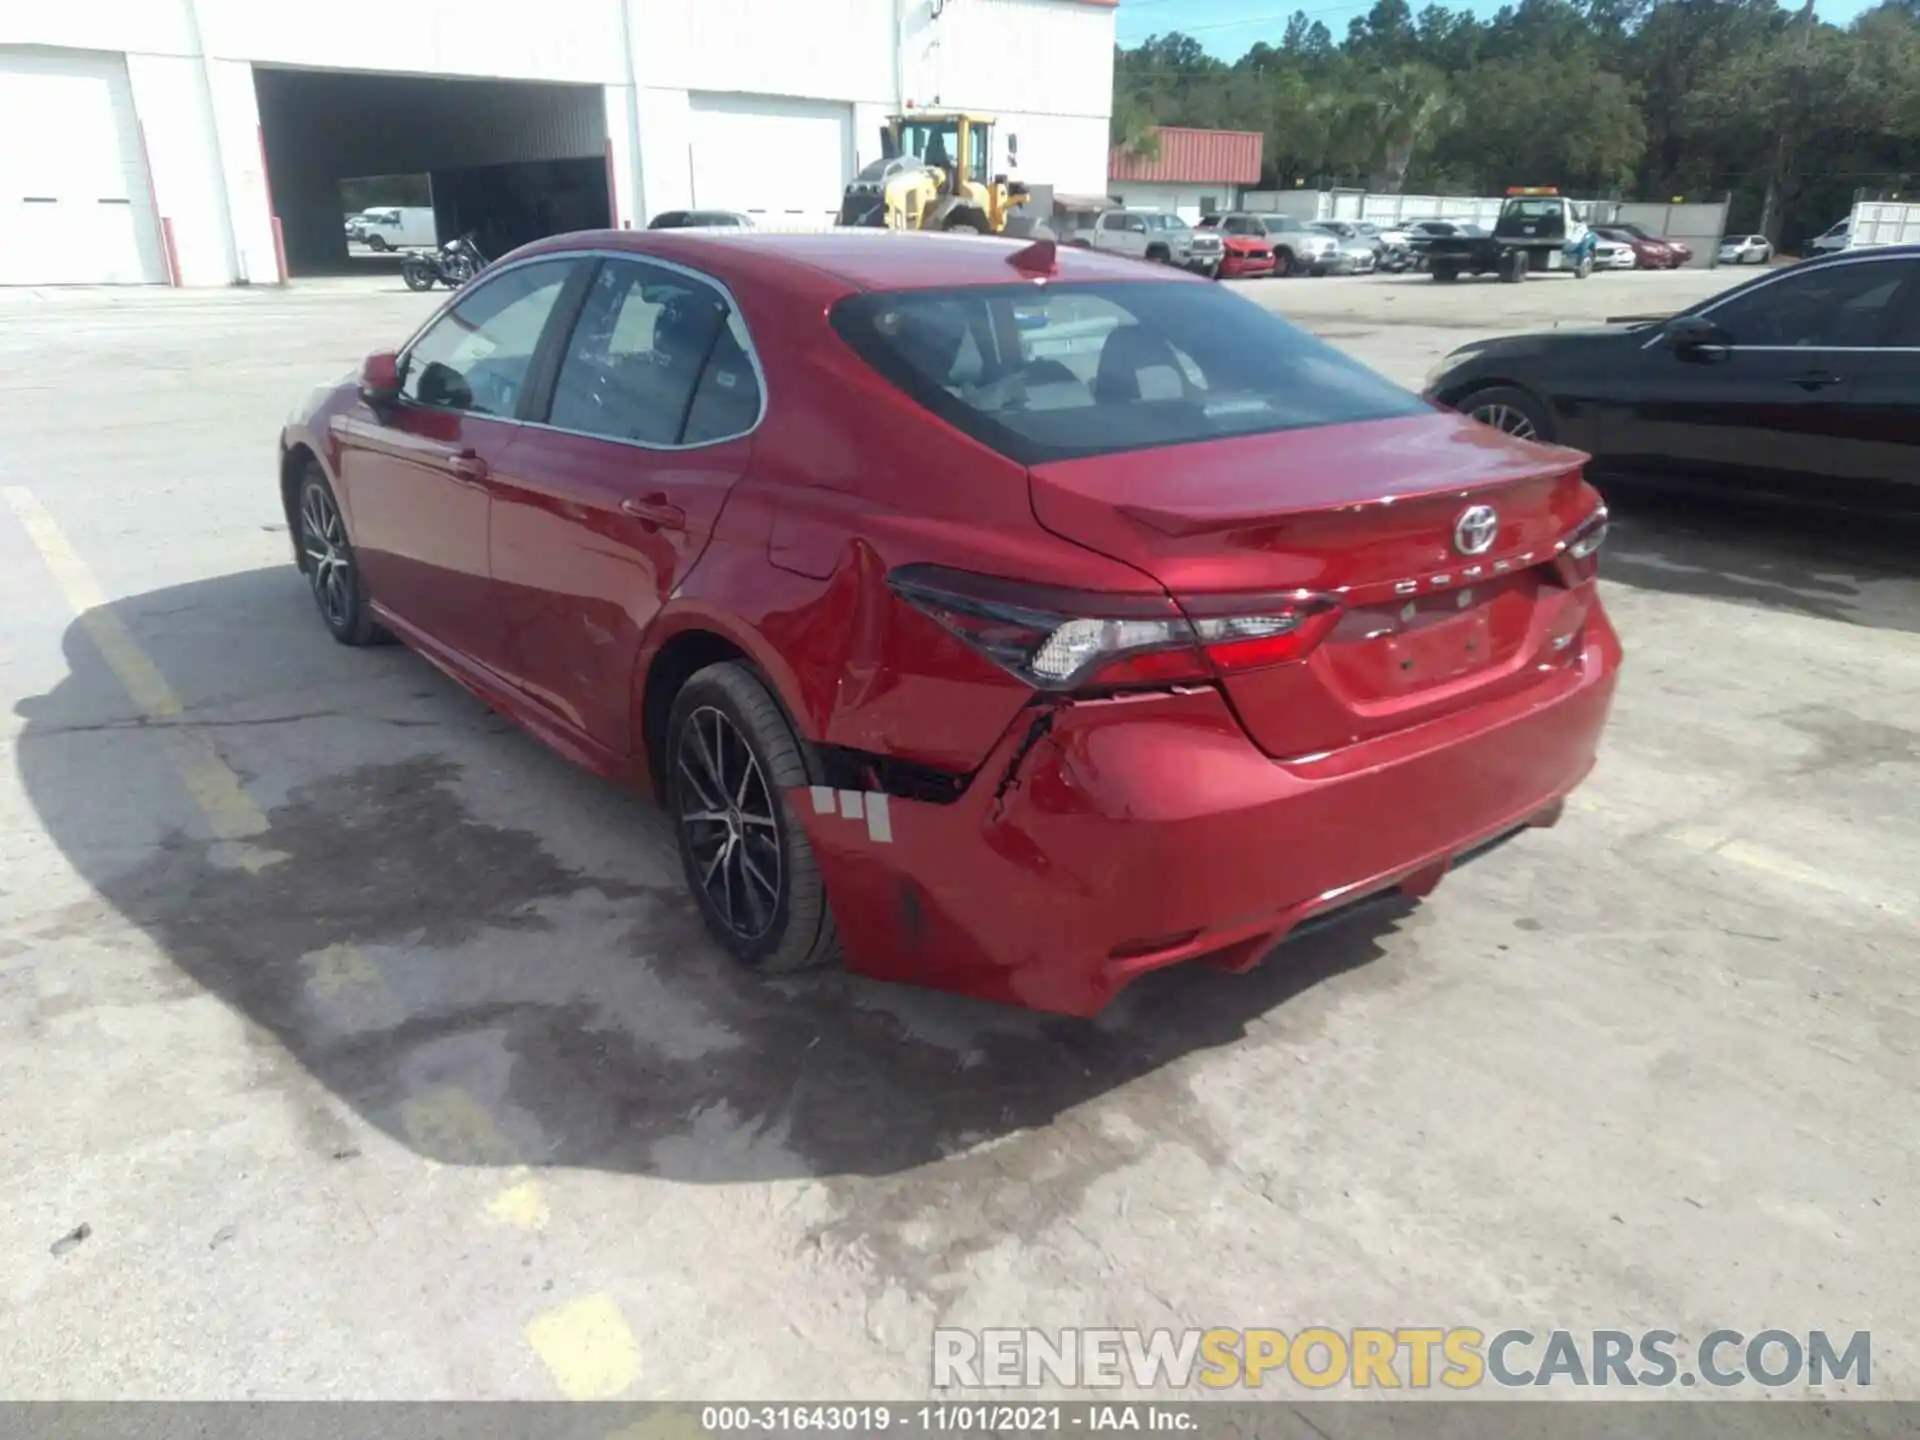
[[0, 270, 1915, 1403], [255, 67, 612, 276]]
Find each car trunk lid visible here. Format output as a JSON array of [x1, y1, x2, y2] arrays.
[[1027, 411, 1602, 759]]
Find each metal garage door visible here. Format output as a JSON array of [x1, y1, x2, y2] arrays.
[[687, 93, 853, 230], [0, 48, 166, 285]]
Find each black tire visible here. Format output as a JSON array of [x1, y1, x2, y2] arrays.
[[667, 662, 841, 976], [941, 208, 990, 234], [1145, 243, 1171, 264], [1432, 263, 1459, 282], [367, 234, 391, 252], [1272, 248, 1293, 278], [295, 464, 386, 645], [401, 258, 435, 292], [1458, 384, 1554, 444]]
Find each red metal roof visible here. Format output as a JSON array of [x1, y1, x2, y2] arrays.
[[1109, 127, 1264, 185]]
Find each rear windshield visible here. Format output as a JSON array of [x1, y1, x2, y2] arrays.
[[828, 282, 1426, 464]]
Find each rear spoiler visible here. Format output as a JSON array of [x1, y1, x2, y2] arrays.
[[1604, 314, 1674, 324]]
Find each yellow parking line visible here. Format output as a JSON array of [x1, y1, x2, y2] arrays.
[[1671, 826, 1908, 918], [524, 1292, 643, 1400], [6, 483, 580, 1389], [2, 484, 270, 843]]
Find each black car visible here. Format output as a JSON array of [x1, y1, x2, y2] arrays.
[[646, 210, 753, 230], [1422, 246, 1920, 514]]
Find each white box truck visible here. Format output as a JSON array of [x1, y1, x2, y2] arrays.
[[1813, 200, 1920, 255]]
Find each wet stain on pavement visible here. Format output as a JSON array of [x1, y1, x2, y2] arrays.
[[1780, 705, 1920, 775], [17, 608, 1410, 1304]]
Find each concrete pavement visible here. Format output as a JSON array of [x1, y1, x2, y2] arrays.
[[0, 266, 1914, 1403]]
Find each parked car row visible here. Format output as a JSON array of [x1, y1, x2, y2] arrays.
[[637, 200, 1756, 283]]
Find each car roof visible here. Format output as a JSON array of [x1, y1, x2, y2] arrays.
[[1778, 242, 1920, 264], [503, 227, 1193, 291]]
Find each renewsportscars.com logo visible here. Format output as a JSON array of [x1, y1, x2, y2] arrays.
[[933, 1328, 1873, 1391]]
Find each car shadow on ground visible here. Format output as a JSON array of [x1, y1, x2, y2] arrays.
[[14, 566, 1411, 1189], [1598, 486, 1920, 632]]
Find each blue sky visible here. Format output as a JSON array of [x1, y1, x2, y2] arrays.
[[1116, 0, 1884, 53]]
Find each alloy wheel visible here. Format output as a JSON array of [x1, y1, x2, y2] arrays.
[[300, 482, 354, 629], [677, 705, 783, 940], [1470, 402, 1538, 440]]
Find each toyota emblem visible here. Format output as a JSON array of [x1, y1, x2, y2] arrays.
[[1453, 504, 1499, 556]]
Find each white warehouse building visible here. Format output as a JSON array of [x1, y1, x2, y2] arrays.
[[0, 0, 1117, 287]]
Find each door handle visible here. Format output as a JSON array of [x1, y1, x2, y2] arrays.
[[444, 450, 490, 484], [1790, 369, 1843, 391], [621, 493, 686, 529]]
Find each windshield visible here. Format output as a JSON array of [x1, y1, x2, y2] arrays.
[[1501, 199, 1563, 220], [900, 120, 990, 184], [829, 282, 1427, 465]]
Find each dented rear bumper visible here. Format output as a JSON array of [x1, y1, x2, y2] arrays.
[[791, 608, 1621, 1017]]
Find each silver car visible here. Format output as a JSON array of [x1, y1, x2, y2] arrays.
[[1310, 222, 1378, 275]]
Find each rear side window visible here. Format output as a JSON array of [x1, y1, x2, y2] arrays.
[[547, 259, 736, 445], [829, 282, 1425, 464]]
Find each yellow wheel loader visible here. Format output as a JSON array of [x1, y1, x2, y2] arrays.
[[838, 110, 1047, 235]]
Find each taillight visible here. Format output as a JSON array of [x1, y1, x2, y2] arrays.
[[1181, 593, 1345, 673], [887, 565, 1343, 693], [1552, 506, 1608, 584]]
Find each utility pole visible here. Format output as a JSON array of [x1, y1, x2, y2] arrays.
[[1759, 0, 1816, 243]]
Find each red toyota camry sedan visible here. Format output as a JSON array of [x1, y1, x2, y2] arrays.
[[279, 230, 1620, 1016]]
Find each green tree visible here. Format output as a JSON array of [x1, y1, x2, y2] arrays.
[[1109, 0, 1920, 242]]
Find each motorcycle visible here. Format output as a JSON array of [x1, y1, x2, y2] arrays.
[[401, 234, 485, 292]]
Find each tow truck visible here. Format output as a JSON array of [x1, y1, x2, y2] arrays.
[[1425, 187, 1598, 283]]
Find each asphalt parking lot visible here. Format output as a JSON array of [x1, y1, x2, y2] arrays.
[[1, 264, 1915, 1404]]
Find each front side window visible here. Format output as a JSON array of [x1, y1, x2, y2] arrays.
[[546, 259, 756, 446], [1707, 259, 1916, 348], [1100, 213, 1126, 233], [401, 259, 574, 416], [830, 282, 1427, 465]]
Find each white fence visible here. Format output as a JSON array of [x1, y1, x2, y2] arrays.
[[1238, 187, 1731, 266], [1848, 201, 1920, 247], [1239, 188, 1508, 226]]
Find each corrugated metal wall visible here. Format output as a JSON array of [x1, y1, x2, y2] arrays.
[[256, 69, 605, 176], [1108, 128, 1261, 185], [1608, 201, 1729, 267]]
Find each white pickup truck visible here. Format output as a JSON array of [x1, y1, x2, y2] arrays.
[[1080, 207, 1224, 277]]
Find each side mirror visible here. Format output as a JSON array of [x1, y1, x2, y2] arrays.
[[360, 350, 401, 408], [1007, 133, 1019, 160], [1662, 315, 1727, 354]]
